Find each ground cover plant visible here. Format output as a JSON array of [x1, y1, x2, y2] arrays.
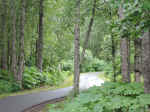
[[0, 72, 73, 99], [49, 82, 150, 112], [0, 67, 72, 95]]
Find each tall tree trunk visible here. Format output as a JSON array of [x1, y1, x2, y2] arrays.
[[80, 0, 96, 64], [36, 0, 44, 72], [7, 39, 10, 70], [17, 0, 25, 86], [7, 33, 11, 71], [134, 38, 142, 82], [10, 0, 17, 78], [0, 0, 8, 70], [74, 0, 80, 96], [119, 6, 130, 83], [142, 30, 150, 93], [120, 38, 130, 82], [111, 35, 116, 82]]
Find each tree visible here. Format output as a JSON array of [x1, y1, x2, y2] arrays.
[[0, 0, 8, 70], [74, 0, 80, 96], [17, 0, 25, 86], [111, 34, 117, 82], [120, 38, 130, 83], [80, 0, 96, 64], [119, 6, 130, 83], [10, 0, 17, 78], [134, 38, 142, 82], [142, 30, 150, 93], [36, 0, 44, 72]]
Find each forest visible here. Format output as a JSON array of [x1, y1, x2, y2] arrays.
[[0, 0, 150, 112]]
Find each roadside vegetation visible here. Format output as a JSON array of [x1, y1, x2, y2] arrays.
[[0, 71, 72, 99], [48, 82, 150, 112]]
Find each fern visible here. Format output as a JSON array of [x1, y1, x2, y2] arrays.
[[49, 82, 150, 112]]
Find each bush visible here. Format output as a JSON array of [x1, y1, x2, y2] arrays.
[[23, 67, 45, 89], [61, 60, 73, 71], [23, 67, 71, 89], [0, 80, 20, 94], [49, 82, 150, 112], [0, 70, 21, 93], [0, 70, 13, 81], [48, 71, 71, 86], [0, 66, 72, 93], [81, 59, 107, 73], [61, 48, 106, 73], [103, 59, 122, 82]]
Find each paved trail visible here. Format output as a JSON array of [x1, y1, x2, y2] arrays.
[[0, 72, 104, 112], [80, 72, 104, 89]]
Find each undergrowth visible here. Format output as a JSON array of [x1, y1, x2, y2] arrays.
[[49, 82, 150, 112]]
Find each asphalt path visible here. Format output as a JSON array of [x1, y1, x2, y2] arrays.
[[0, 72, 104, 112]]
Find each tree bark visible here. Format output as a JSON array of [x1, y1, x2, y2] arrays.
[[120, 38, 130, 82], [7, 37, 11, 70], [142, 30, 150, 93], [36, 0, 44, 72], [80, 0, 96, 64], [119, 6, 130, 83], [10, 0, 17, 78], [17, 0, 25, 86], [74, 0, 80, 96], [134, 38, 142, 82], [111, 35, 116, 82], [0, 0, 8, 70]]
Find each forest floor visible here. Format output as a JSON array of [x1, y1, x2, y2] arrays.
[[0, 72, 105, 112]]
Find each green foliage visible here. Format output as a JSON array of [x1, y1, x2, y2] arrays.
[[23, 67, 71, 89], [81, 59, 107, 73], [104, 0, 150, 39], [61, 48, 105, 73], [0, 70, 21, 93], [23, 67, 45, 89], [0, 67, 71, 92], [0, 70, 12, 81], [102, 54, 122, 82], [49, 82, 150, 112], [81, 48, 107, 72], [61, 60, 73, 72], [0, 80, 20, 94]]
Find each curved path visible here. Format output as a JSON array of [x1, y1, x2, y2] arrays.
[[0, 72, 104, 112]]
